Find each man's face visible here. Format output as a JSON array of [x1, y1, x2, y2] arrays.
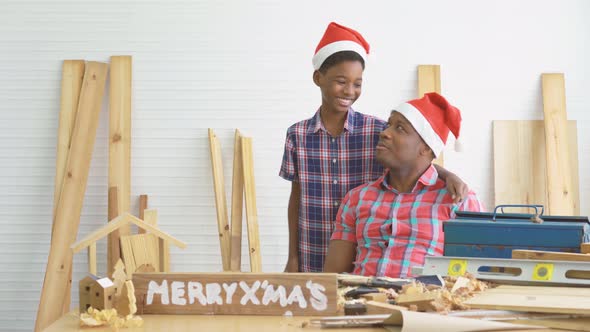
[[314, 60, 363, 114], [376, 111, 429, 169]]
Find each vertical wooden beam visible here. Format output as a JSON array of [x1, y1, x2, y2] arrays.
[[54, 59, 85, 315], [541, 73, 575, 215], [35, 61, 108, 332], [208, 129, 231, 271], [138, 194, 149, 234], [417, 65, 443, 166], [107, 186, 120, 277], [230, 130, 244, 272], [108, 56, 132, 273], [87, 243, 97, 275], [241, 137, 262, 272]]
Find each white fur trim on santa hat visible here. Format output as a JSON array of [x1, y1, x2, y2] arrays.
[[312, 40, 368, 70], [394, 102, 445, 158]]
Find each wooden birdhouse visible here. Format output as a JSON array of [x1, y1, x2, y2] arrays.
[[78, 274, 116, 313]]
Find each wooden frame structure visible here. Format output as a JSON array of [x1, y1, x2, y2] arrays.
[[71, 213, 187, 275]]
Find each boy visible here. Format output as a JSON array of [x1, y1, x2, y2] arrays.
[[280, 22, 467, 272], [324, 93, 484, 277]]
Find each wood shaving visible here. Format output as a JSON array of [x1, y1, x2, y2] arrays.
[[79, 307, 143, 329]]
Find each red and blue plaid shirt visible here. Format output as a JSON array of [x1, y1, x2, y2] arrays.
[[331, 165, 484, 278], [280, 108, 386, 272]]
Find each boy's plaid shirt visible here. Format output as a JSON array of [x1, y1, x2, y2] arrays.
[[331, 165, 484, 278], [279, 108, 386, 272]]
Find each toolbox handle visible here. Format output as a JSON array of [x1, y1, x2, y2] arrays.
[[492, 204, 545, 223]]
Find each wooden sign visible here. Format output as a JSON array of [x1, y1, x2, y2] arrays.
[[133, 273, 338, 316]]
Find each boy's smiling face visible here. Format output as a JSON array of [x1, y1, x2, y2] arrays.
[[313, 60, 363, 114]]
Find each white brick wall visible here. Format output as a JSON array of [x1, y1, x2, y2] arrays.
[[0, 1, 588, 330]]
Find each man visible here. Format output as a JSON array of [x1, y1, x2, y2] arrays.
[[323, 92, 484, 278]]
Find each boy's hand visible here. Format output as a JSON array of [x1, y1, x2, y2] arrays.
[[284, 257, 299, 273], [446, 173, 469, 204]]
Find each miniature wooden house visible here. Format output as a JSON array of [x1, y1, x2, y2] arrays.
[[78, 274, 116, 312]]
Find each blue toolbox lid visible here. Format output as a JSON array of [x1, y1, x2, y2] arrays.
[[444, 205, 590, 247]]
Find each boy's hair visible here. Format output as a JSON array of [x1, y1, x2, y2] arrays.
[[318, 51, 365, 74]]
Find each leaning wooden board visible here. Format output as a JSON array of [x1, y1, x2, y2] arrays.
[[465, 285, 590, 315], [493, 120, 579, 215]]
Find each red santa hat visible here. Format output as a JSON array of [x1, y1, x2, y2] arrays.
[[394, 92, 463, 158], [312, 22, 370, 70]]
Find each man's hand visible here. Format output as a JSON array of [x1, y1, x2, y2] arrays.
[[445, 173, 469, 204], [284, 256, 299, 272]]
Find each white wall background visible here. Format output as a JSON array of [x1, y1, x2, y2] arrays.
[[0, 0, 589, 330]]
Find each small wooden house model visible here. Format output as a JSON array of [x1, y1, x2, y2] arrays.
[[78, 274, 116, 312]]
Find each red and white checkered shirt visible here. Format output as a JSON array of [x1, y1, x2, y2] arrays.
[[331, 165, 484, 278]]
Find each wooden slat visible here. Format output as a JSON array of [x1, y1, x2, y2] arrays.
[[35, 61, 108, 332], [126, 214, 187, 250], [582, 243, 590, 254], [133, 273, 338, 316], [230, 129, 244, 272], [493, 120, 579, 214], [138, 194, 149, 234], [107, 186, 120, 277], [120, 235, 136, 279], [542, 73, 576, 215], [108, 55, 133, 273], [465, 285, 590, 315], [208, 129, 231, 271], [144, 209, 170, 272], [54, 59, 85, 315], [417, 64, 443, 166], [241, 137, 262, 272], [512, 250, 590, 262]]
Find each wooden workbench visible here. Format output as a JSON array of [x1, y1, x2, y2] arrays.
[[43, 311, 570, 332]]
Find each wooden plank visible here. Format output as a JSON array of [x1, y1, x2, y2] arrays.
[[507, 317, 590, 331], [138, 194, 149, 234], [512, 250, 590, 262], [120, 235, 137, 279], [54, 59, 85, 315], [417, 64, 443, 166], [582, 243, 590, 254], [241, 138, 262, 272], [107, 186, 121, 277], [465, 285, 590, 314], [87, 243, 97, 275], [35, 61, 108, 332], [144, 208, 171, 272], [542, 73, 575, 215], [365, 301, 407, 315], [108, 56, 132, 269], [127, 214, 187, 250], [493, 120, 579, 214], [230, 130, 244, 272], [132, 273, 338, 316], [208, 129, 231, 271]]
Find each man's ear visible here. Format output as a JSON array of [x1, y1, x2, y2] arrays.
[[419, 142, 435, 158], [313, 70, 321, 87]]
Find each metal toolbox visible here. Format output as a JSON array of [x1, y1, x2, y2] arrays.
[[443, 205, 590, 258]]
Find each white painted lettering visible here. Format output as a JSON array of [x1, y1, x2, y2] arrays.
[[261, 284, 288, 306], [222, 282, 238, 304], [147, 280, 169, 305], [306, 280, 328, 311], [286, 285, 307, 308], [239, 281, 261, 305], [187, 282, 207, 305], [170, 281, 187, 305], [206, 283, 223, 305]]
